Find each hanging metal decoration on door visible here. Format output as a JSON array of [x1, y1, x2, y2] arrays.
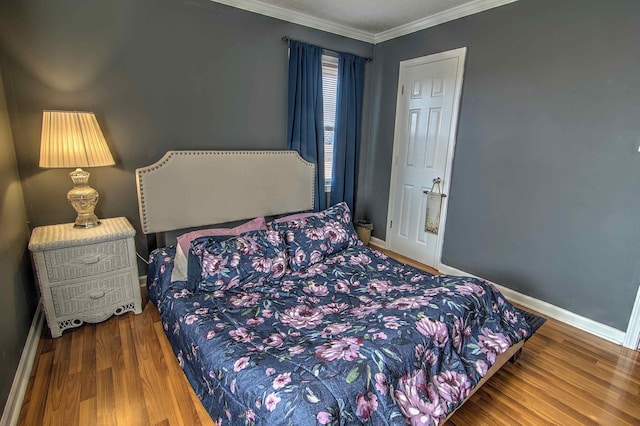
[[424, 177, 447, 235]]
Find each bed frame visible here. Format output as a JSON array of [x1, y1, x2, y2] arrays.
[[135, 150, 524, 423]]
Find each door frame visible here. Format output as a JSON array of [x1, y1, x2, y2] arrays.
[[623, 285, 640, 349], [385, 47, 467, 269]]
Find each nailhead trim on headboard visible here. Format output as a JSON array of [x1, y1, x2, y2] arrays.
[[136, 150, 316, 234]]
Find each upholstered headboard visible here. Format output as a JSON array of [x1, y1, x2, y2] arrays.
[[135, 150, 315, 234]]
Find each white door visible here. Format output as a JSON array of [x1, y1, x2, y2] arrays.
[[386, 48, 466, 267]]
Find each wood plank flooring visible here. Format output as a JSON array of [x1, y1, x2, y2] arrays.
[[18, 250, 640, 425]]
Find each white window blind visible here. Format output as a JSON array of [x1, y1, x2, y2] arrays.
[[322, 55, 338, 192]]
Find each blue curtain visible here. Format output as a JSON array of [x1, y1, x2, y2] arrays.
[[287, 40, 326, 211], [330, 52, 366, 213]]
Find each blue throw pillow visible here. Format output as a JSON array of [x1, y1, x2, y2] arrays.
[[270, 202, 360, 272], [188, 230, 287, 292]]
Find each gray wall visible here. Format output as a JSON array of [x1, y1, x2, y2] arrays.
[[0, 0, 374, 268], [365, 0, 640, 330], [0, 65, 38, 411], [2, 0, 637, 333]]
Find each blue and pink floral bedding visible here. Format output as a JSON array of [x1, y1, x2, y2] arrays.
[[147, 238, 531, 425]]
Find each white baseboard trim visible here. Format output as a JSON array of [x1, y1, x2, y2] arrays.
[[437, 263, 626, 345], [324, 236, 630, 346], [139, 275, 147, 288], [369, 236, 387, 249], [0, 301, 44, 426]]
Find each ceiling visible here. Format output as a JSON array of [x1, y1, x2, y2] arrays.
[[210, 0, 518, 43]]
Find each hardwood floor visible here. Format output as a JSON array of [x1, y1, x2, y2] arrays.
[[18, 252, 640, 425], [18, 299, 213, 426], [370, 244, 440, 275]]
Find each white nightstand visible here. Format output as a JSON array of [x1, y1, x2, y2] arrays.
[[29, 217, 142, 338]]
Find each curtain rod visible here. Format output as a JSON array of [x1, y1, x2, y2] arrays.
[[281, 36, 372, 62]]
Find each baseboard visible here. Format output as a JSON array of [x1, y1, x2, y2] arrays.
[[368, 239, 627, 344], [437, 263, 626, 345], [0, 302, 44, 426], [139, 275, 147, 288], [369, 236, 387, 249]]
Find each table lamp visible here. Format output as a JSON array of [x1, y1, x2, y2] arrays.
[[39, 110, 115, 228]]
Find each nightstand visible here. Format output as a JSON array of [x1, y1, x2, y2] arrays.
[[28, 217, 142, 338]]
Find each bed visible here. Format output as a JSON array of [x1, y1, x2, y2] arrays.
[[136, 151, 537, 425]]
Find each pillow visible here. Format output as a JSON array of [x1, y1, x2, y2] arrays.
[[270, 211, 317, 225], [270, 202, 360, 272], [146, 246, 195, 304], [177, 216, 267, 254], [188, 229, 287, 292], [170, 216, 267, 282], [171, 245, 190, 282]]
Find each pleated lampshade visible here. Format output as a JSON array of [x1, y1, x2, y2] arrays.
[[39, 110, 115, 168]]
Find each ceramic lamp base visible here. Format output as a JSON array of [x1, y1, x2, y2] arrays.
[[67, 168, 101, 228]]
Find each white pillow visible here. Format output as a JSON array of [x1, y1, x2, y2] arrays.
[[170, 245, 189, 282]]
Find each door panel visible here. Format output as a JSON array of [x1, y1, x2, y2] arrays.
[[387, 53, 464, 266]]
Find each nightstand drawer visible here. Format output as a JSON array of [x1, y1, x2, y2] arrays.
[[51, 271, 135, 316], [43, 239, 131, 283]]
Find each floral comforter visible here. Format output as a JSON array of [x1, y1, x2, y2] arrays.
[[147, 245, 531, 425]]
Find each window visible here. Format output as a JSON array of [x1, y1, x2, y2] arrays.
[[322, 55, 338, 193]]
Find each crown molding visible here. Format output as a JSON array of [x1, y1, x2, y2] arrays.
[[208, 0, 375, 43], [209, 0, 518, 45], [374, 0, 519, 43]]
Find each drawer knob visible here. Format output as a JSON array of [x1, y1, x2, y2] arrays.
[[82, 254, 101, 264], [88, 291, 106, 300]]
